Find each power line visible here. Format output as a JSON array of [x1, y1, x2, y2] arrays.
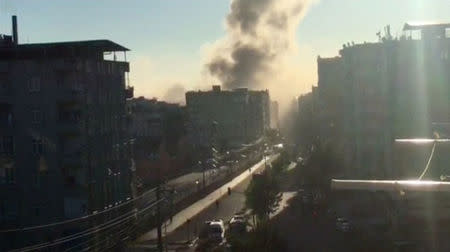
[[11, 209, 135, 252], [0, 187, 157, 233], [418, 141, 437, 180], [11, 198, 165, 252], [63, 216, 136, 252]]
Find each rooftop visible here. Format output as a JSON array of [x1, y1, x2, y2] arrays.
[[403, 22, 450, 31], [0, 39, 129, 59]]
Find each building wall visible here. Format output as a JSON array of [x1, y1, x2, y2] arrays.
[[186, 86, 270, 152], [316, 29, 450, 179], [0, 56, 132, 228], [270, 101, 279, 130], [127, 97, 189, 187]]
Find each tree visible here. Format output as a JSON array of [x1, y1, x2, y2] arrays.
[[245, 170, 282, 225], [230, 222, 287, 252], [271, 150, 289, 176]]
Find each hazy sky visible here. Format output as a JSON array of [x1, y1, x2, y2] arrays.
[[0, 0, 448, 103]]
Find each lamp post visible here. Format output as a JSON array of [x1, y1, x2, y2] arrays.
[[148, 153, 163, 252], [199, 160, 205, 190]]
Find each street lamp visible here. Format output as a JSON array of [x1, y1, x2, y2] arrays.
[[199, 160, 206, 189], [147, 153, 163, 252], [195, 180, 200, 192]]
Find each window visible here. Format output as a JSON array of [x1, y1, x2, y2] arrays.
[[31, 109, 42, 124], [0, 159, 15, 184], [56, 71, 66, 87], [28, 77, 41, 92], [72, 82, 83, 92], [32, 138, 43, 155], [0, 136, 14, 155]]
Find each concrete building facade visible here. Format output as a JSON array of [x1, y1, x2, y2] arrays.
[[0, 17, 134, 231], [270, 101, 279, 130], [316, 23, 450, 179], [126, 97, 190, 189], [186, 86, 270, 153]]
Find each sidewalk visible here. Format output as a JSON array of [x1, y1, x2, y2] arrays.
[[135, 154, 278, 243]]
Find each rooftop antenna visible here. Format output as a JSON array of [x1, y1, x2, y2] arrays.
[[12, 15, 18, 45]]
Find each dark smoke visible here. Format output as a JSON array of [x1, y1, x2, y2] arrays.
[[206, 0, 311, 90], [227, 0, 273, 35], [208, 44, 274, 88]]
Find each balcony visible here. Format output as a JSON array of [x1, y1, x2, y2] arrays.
[[103, 60, 130, 73], [125, 86, 134, 99], [56, 85, 84, 103], [54, 59, 82, 71], [0, 103, 13, 133], [0, 136, 14, 156], [0, 85, 13, 102], [58, 110, 82, 134]]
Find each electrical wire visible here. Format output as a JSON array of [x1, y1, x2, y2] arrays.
[[85, 222, 137, 252], [63, 216, 136, 252], [0, 187, 157, 233], [11, 198, 165, 252], [418, 141, 437, 180], [12, 211, 135, 252]]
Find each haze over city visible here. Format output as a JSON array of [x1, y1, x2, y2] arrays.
[[0, 0, 447, 112], [1, 1, 450, 251]]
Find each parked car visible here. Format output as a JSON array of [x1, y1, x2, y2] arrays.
[[198, 219, 226, 245], [229, 215, 247, 235], [336, 217, 352, 232]]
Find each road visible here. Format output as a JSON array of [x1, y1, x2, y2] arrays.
[[127, 155, 300, 252], [128, 154, 279, 251], [163, 159, 296, 251]]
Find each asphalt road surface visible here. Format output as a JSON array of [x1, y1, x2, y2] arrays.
[[129, 155, 279, 252]]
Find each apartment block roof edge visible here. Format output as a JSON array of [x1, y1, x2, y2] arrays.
[[0, 39, 129, 52], [403, 22, 450, 31], [0, 15, 129, 55]]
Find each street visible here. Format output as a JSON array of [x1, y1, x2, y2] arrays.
[[128, 155, 303, 252], [128, 155, 278, 251]]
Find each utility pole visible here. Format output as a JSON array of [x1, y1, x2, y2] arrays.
[[156, 157, 163, 252], [202, 163, 206, 189], [148, 151, 164, 252]]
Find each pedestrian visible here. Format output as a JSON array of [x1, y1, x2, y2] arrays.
[[215, 200, 219, 208]]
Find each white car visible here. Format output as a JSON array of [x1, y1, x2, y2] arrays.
[[205, 220, 225, 243], [336, 218, 352, 232], [229, 215, 247, 234]]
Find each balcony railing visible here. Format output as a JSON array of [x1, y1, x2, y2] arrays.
[[125, 86, 134, 99]]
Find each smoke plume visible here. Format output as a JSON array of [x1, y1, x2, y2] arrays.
[[206, 0, 313, 92], [163, 83, 186, 105]]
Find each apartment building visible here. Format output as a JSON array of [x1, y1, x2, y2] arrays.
[[0, 17, 134, 231], [186, 85, 270, 153]]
